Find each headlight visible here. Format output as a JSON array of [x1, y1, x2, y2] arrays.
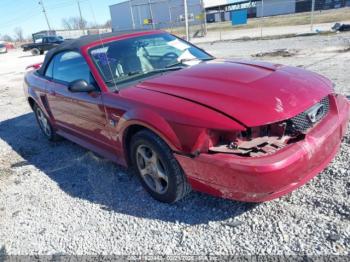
[[209, 122, 304, 157]]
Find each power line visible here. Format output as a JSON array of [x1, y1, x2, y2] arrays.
[[46, 2, 75, 9], [0, 10, 40, 30]]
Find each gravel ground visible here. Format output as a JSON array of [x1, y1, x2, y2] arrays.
[[0, 32, 349, 256]]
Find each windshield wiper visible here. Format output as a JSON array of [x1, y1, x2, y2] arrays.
[[145, 66, 184, 74], [166, 57, 214, 68]]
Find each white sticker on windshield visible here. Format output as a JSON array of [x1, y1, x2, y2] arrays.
[[177, 50, 200, 66], [167, 39, 190, 51]]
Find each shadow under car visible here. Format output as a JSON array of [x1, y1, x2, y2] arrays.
[[0, 112, 257, 225]]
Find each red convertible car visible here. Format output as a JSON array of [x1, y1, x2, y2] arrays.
[[24, 30, 350, 203]]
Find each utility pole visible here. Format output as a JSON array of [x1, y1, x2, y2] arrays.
[[310, 0, 315, 31], [38, 0, 52, 31], [76, 0, 85, 35], [184, 0, 189, 41]]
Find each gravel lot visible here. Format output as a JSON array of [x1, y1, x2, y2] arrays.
[[0, 32, 349, 256]]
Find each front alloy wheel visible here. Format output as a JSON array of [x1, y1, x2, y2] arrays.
[[130, 130, 191, 203], [136, 144, 169, 195]]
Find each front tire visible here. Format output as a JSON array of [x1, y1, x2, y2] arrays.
[[130, 130, 191, 203], [33, 104, 59, 141]]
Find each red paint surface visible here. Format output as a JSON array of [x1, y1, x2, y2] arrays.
[[24, 31, 350, 202], [4, 43, 15, 49], [26, 63, 43, 70]]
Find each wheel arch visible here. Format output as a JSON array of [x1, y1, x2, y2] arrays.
[[27, 93, 54, 127], [117, 109, 183, 166], [28, 96, 36, 110]]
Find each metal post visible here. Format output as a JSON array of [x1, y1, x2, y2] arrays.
[[311, 0, 315, 31], [130, 0, 136, 30], [168, 0, 172, 31], [138, 5, 142, 28], [148, 0, 155, 29], [219, 5, 222, 41], [38, 0, 51, 31], [260, 0, 264, 38], [201, 0, 207, 36], [184, 0, 190, 41], [76, 0, 85, 35]]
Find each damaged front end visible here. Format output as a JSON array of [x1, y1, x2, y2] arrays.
[[209, 96, 330, 157]]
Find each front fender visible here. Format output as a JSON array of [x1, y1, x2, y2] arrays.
[[117, 108, 183, 152]]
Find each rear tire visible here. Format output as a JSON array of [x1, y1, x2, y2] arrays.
[[31, 48, 40, 56], [33, 104, 59, 141], [130, 130, 191, 203]]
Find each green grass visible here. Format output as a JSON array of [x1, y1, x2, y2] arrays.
[[168, 7, 350, 36]]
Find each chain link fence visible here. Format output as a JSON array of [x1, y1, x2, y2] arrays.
[[109, 0, 350, 42], [110, 0, 207, 39], [196, 0, 350, 42]]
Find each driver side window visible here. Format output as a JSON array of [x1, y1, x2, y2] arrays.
[[51, 51, 92, 84], [44, 58, 54, 78]]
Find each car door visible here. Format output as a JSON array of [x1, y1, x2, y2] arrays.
[[45, 51, 111, 149]]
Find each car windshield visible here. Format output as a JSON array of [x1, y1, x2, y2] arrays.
[[89, 33, 214, 90], [0, 44, 5, 48]]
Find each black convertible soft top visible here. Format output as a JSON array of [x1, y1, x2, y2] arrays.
[[37, 30, 151, 75]]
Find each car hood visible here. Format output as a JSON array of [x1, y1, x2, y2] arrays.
[[137, 59, 332, 127]]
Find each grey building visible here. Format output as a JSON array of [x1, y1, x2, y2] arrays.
[[109, 0, 205, 32], [256, 0, 296, 17]]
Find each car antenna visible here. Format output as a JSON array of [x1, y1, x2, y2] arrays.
[[87, 0, 119, 92]]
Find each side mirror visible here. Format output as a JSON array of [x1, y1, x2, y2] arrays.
[[68, 79, 97, 93]]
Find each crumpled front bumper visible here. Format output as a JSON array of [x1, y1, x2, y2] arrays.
[[175, 95, 350, 202]]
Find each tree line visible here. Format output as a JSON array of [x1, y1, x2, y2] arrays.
[[62, 17, 111, 30]]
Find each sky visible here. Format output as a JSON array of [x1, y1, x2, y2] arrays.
[[0, 0, 125, 38]]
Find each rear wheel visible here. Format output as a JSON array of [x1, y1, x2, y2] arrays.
[[33, 104, 59, 141], [130, 130, 191, 203], [31, 48, 40, 56]]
